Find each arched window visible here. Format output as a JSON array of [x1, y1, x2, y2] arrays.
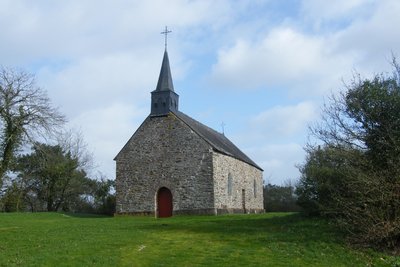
[[227, 173, 233, 196]]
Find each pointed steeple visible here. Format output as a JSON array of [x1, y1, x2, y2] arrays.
[[155, 50, 174, 92], [150, 50, 179, 116]]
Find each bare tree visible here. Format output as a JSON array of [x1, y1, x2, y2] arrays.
[[0, 67, 66, 188], [56, 129, 94, 172]]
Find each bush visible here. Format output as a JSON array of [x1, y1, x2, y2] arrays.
[[297, 59, 400, 251]]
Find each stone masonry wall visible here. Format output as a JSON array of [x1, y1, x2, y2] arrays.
[[115, 113, 214, 215], [213, 153, 264, 213]]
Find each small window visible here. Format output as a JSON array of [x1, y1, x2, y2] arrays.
[[227, 173, 233, 196], [154, 103, 158, 108], [253, 179, 257, 198]]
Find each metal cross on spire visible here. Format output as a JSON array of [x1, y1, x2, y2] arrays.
[[161, 26, 172, 50]]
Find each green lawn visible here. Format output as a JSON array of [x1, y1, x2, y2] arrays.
[[0, 212, 397, 266]]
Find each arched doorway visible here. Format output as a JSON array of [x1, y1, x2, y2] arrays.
[[157, 187, 173, 217]]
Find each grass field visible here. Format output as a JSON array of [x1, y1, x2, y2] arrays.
[[0, 212, 398, 266]]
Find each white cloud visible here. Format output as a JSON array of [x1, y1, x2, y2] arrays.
[[69, 103, 147, 178], [210, 27, 353, 95], [231, 102, 317, 184], [251, 101, 317, 139], [37, 52, 158, 117], [210, 1, 400, 96], [331, 0, 400, 73], [246, 143, 304, 185], [300, 0, 373, 22], [0, 0, 235, 65]]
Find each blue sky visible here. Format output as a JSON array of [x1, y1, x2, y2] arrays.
[[1, 0, 399, 184]]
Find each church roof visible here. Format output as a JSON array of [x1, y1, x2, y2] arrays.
[[154, 50, 174, 92], [173, 111, 263, 171]]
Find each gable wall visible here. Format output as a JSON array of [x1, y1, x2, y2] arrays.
[[213, 153, 264, 213], [115, 113, 215, 215]]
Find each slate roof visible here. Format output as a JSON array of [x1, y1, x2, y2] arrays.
[[154, 50, 174, 92], [173, 111, 263, 171]]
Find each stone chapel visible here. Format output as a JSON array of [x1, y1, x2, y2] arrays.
[[114, 49, 264, 217]]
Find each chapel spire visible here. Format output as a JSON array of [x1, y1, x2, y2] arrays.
[[155, 50, 174, 92], [150, 27, 179, 116]]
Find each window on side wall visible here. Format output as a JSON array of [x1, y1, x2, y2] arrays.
[[253, 179, 257, 198], [228, 173, 233, 196]]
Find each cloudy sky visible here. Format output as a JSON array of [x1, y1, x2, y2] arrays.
[[1, 0, 399, 184]]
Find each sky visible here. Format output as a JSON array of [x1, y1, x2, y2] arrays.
[[1, 0, 399, 185]]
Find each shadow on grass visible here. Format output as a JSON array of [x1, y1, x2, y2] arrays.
[[60, 212, 112, 219], [138, 213, 344, 245]]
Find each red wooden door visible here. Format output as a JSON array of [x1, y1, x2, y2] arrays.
[[157, 187, 173, 217]]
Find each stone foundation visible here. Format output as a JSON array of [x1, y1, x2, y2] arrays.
[[115, 208, 265, 217]]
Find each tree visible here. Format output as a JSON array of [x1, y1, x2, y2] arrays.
[[0, 179, 26, 212], [296, 145, 364, 216], [90, 177, 116, 215], [66, 175, 116, 215], [15, 143, 87, 211], [0, 67, 65, 188], [297, 59, 400, 250], [263, 183, 301, 212]]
